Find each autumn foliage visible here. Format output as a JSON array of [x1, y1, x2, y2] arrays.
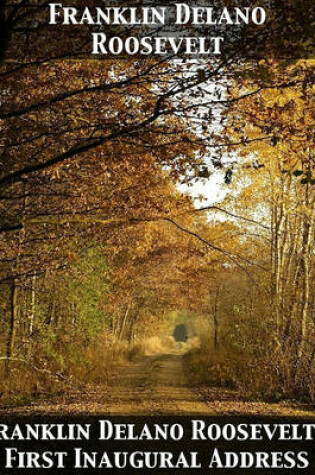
[[0, 1, 314, 404]]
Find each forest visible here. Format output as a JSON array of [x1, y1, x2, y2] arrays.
[[0, 0, 314, 411]]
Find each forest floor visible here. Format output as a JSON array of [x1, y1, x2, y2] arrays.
[[1, 350, 314, 416]]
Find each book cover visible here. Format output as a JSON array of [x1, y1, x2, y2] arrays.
[[0, 0, 314, 473]]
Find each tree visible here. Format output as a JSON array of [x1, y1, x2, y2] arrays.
[[215, 59, 315, 397]]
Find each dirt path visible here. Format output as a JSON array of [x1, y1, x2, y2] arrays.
[[100, 352, 313, 417], [2, 351, 314, 416], [104, 353, 201, 414]]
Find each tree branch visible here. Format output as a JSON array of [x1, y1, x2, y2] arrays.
[[163, 217, 259, 285], [195, 206, 270, 230]]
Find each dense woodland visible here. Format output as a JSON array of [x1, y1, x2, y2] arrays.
[[0, 1, 314, 404]]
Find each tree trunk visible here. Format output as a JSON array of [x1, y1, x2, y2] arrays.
[[0, 2, 7, 63], [5, 281, 18, 377], [212, 287, 220, 350], [119, 303, 131, 341], [29, 274, 36, 335]]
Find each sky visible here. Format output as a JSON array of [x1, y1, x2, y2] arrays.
[[180, 169, 228, 207]]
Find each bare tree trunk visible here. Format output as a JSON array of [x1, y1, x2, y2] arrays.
[[212, 286, 221, 350], [29, 273, 36, 335], [296, 210, 313, 361], [119, 303, 131, 341], [5, 281, 18, 377], [47, 299, 56, 326], [0, 1, 10, 66]]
